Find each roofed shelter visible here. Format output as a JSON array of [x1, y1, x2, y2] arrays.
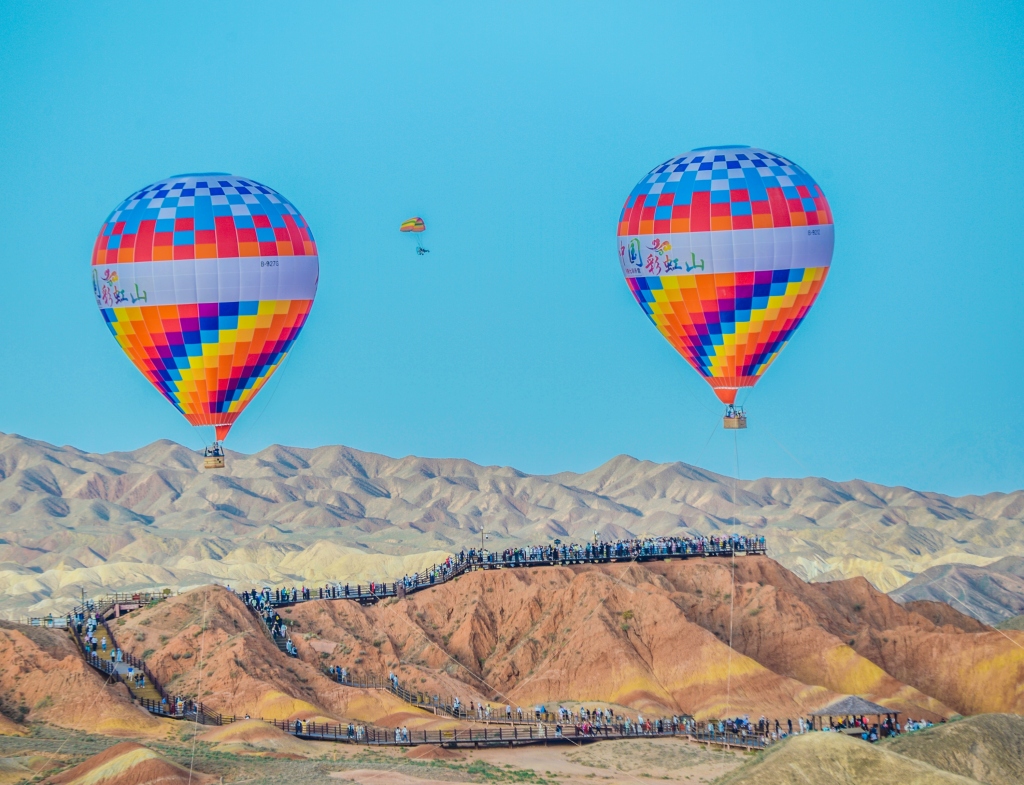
[[810, 695, 899, 731]]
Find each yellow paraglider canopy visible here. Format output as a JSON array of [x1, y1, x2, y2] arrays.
[[400, 217, 425, 233]]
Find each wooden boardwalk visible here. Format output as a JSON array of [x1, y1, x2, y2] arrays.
[[134, 699, 769, 750], [255, 537, 768, 609], [59, 536, 775, 753], [72, 616, 165, 704]]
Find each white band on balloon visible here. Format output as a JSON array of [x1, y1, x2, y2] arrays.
[[617, 225, 834, 277], [91, 256, 320, 308]]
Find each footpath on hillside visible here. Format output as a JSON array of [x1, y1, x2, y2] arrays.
[[254, 534, 766, 609], [35, 534, 915, 752]]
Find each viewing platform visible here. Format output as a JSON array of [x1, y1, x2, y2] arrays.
[[250, 535, 768, 609]]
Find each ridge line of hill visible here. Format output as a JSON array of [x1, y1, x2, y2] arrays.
[[2, 431, 1022, 625]]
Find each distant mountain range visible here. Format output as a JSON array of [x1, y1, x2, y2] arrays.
[[890, 557, 1024, 625], [1, 431, 1022, 621]]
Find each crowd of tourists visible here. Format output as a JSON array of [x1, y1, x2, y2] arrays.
[[240, 534, 768, 610], [240, 589, 298, 656], [241, 589, 287, 636], [71, 610, 160, 694], [156, 696, 200, 717], [320, 671, 796, 747], [819, 714, 903, 741], [291, 720, 369, 740], [75, 612, 127, 665], [535, 711, 797, 743], [477, 534, 765, 567]]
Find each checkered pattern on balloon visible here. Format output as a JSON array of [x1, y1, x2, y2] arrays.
[[91, 175, 319, 441], [617, 147, 833, 405]]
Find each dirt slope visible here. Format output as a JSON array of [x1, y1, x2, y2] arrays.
[[44, 741, 215, 785], [654, 559, 1024, 716], [902, 600, 991, 632], [716, 731, 982, 784], [884, 714, 1024, 785], [107, 558, 1024, 723], [0, 622, 163, 736], [0, 713, 24, 736], [288, 563, 832, 720], [197, 718, 324, 756], [285, 559, 1024, 719], [112, 586, 425, 725], [645, 560, 951, 718], [820, 594, 1024, 717]]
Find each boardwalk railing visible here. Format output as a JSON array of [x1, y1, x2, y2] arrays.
[[250, 605, 291, 654], [79, 646, 125, 686], [29, 592, 168, 628], [97, 618, 167, 701], [322, 669, 557, 724], [59, 537, 776, 753], [138, 698, 233, 726], [133, 699, 768, 751], [260, 538, 768, 608], [266, 718, 771, 749], [239, 537, 768, 726], [86, 632, 771, 752], [68, 598, 170, 707]]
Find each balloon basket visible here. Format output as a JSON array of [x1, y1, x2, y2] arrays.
[[203, 443, 226, 470], [723, 405, 747, 430]]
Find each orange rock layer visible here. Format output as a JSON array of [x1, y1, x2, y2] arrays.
[[109, 558, 1024, 725]]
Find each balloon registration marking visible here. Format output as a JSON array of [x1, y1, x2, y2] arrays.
[[617, 146, 833, 406], [91, 174, 319, 444]]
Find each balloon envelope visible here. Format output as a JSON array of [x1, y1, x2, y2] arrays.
[[400, 217, 425, 233], [617, 146, 833, 404], [91, 174, 319, 441]]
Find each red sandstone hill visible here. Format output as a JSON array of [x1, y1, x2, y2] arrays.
[[643, 559, 1023, 716], [112, 557, 1024, 724], [0, 622, 165, 736], [109, 586, 437, 726], [44, 741, 215, 785]]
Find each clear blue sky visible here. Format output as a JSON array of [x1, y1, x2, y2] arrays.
[[1, 2, 1021, 496]]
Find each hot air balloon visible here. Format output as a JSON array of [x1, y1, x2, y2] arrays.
[[91, 174, 319, 467], [617, 146, 833, 428], [400, 216, 429, 255]]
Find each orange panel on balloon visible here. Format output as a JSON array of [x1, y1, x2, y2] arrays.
[[626, 268, 828, 400], [100, 300, 313, 431]]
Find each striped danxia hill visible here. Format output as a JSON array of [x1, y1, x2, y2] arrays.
[[110, 561, 1024, 725]]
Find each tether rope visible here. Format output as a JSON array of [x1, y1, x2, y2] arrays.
[[362, 547, 703, 785], [720, 428, 740, 757], [931, 586, 1024, 654], [693, 416, 722, 471], [270, 548, 667, 785], [186, 592, 209, 785], [753, 418, 809, 474]]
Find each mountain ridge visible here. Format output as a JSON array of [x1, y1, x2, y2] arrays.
[[0, 431, 1021, 620]]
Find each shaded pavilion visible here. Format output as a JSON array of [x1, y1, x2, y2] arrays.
[[810, 695, 899, 732]]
